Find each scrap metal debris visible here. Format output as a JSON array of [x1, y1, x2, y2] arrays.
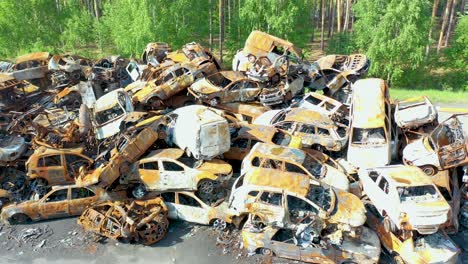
[[0, 30, 465, 263]]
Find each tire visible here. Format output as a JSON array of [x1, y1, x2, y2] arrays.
[[132, 184, 147, 199], [197, 179, 215, 195], [211, 218, 227, 231], [209, 97, 220, 107], [421, 165, 437, 176], [79, 104, 91, 136], [383, 216, 392, 233], [9, 213, 31, 225], [258, 247, 273, 256]]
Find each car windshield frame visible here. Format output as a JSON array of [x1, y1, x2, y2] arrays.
[[94, 102, 125, 126]]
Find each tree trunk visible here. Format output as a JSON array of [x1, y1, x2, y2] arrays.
[[93, 0, 100, 21], [310, 0, 316, 42], [328, 0, 335, 38], [336, 0, 342, 33], [343, 0, 351, 31], [444, 0, 459, 47], [219, 0, 224, 63], [425, 0, 440, 56], [320, 0, 325, 50], [209, 0, 213, 51], [228, 0, 231, 33], [437, 0, 454, 53]]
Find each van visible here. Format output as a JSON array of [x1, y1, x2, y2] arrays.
[[167, 105, 230, 160], [347, 78, 393, 168]]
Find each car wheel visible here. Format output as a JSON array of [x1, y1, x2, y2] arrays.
[[197, 179, 215, 194], [132, 184, 147, 199], [383, 216, 392, 233], [211, 218, 227, 231], [209, 97, 220, 107], [421, 165, 437, 176], [9, 213, 31, 225], [258, 247, 273, 256]]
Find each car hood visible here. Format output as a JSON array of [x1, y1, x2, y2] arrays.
[[322, 165, 349, 191], [396, 105, 434, 124], [347, 144, 390, 169], [403, 138, 433, 163], [190, 78, 221, 94], [198, 159, 232, 175], [329, 189, 366, 227], [253, 110, 282, 126]]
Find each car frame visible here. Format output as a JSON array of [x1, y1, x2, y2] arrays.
[[394, 96, 438, 129]]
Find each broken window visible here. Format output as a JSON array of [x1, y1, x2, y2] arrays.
[[94, 104, 125, 125], [65, 155, 90, 175], [261, 158, 283, 169], [231, 138, 249, 148], [162, 161, 184, 172], [39, 155, 61, 167], [229, 83, 242, 91], [243, 81, 258, 89], [248, 191, 259, 198], [271, 131, 291, 146], [398, 185, 438, 202], [140, 162, 159, 170], [351, 127, 386, 144], [174, 67, 189, 77], [306, 185, 332, 211], [304, 95, 322, 106], [317, 127, 329, 136], [303, 155, 324, 177], [260, 192, 282, 206], [285, 162, 306, 174], [161, 192, 175, 203], [251, 157, 262, 167], [369, 171, 380, 182], [45, 189, 68, 202], [250, 140, 261, 147], [271, 229, 295, 243], [179, 193, 202, 207], [378, 177, 390, 194], [71, 188, 95, 199], [300, 124, 315, 134], [287, 195, 318, 223], [276, 122, 294, 131]]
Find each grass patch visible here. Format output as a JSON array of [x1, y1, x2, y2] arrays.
[[390, 88, 468, 103]]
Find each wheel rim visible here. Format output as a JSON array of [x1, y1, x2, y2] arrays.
[[261, 248, 272, 256], [212, 219, 227, 231], [199, 180, 214, 194], [422, 166, 435, 176]]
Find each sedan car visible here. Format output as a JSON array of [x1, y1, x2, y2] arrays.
[[394, 96, 437, 129], [1, 185, 126, 224]]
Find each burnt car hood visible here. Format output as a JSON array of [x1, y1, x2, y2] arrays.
[[190, 79, 221, 94], [198, 159, 232, 175], [329, 189, 366, 227]]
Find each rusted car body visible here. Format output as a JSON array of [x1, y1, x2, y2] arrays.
[[160, 191, 234, 229], [48, 54, 91, 88], [395, 96, 438, 129], [242, 219, 380, 264], [130, 63, 200, 109], [240, 143, 349, 190], [166, 42, 220, 76], [26, 146, 94, 192], [215, 102, 270, 124], [225, 124, 302, 161], [167, 105, 231, 160], [119, 148, 232, 199], [433, 170, 460, 233], [359, 165, 450, 235], [89, 56, 132, 95], [258, 76, 304, 106], [229, 169, 365, 243], [78, 197, 169, 245], [0, 167, 28, 208], [1, 185, 126, 224], [8, 52, 51, 82], [254, 108, 349, 152], [315, 54, 370, 75], [76, 116, 169, 188], [0, 74, 41, 111], [141, 42, 172, 65], [189, 71, 262, 106], [347, 78, 394, 168], [403, 114, 468, 175], [365, 203, 460, 264], [295, 92, 349, 125]]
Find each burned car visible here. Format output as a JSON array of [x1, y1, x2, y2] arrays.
[[141, 42, 172, 65], [26, 146, 94, 194], [78, 197, 169, 245], [295, 92, 349, 125], [8, 52, 51, 84], [89, 56, 132, 95], [213, 102, 270, 124], [229, 170, 365, 243], [403, 114, 468, 175], [48, 54, 91, 88], [130, 62, 200, 109], [359, 165, 450, 235], [160, 191, 234, 229], [395, 96, 438, 129], [224, 124, 302, 161], [167, 105, 230, 160], [1, 185, 126, 224], [189, 71, 262, 106], [242, 219, 380, 264], [254, 108, 349, 152], [0, 74, 41, 112], [240, 143, 349, 191], [119, 148, 232, 200], [166, 42, 221, 75], [258, 76, 304, 106]]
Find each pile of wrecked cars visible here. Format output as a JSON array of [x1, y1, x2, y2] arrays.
[[0, 30, 466, 263]]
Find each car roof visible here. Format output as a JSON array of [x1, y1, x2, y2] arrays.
[[219, 71, 246, 82], [367, 165, 434, 187], [243, 31, 302, 57], [249, 142, 305, 164], [16, 52, 50, 64], [284, 108, 334, 126], [34, 146, 87, 157], [172, 105, 225, 124], [243, 169, 310, 196], [141, 148, 184, 162], [351, 78, 387, 128], [94, 88, 126, 111], [237, 124, 276, 140]]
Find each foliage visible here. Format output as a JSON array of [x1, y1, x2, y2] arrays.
[[444, 15, 468, 71]]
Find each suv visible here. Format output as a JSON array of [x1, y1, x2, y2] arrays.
[[241, 143, 349, 191], [26, 147, 94, 194], [120, 148, 232, 201], [254, 108, 349, 152], [359, 165, 450, 235], [228, 170, 365, 242]]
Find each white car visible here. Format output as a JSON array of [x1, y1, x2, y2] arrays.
[[359, 165, 450, 235], [394, 96, 437, 129]]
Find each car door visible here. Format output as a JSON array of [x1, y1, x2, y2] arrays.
[[39, 187, 70, 219], [35, 154, 67, 185], [68, 187, 98, 216], [240, 81, 260, 101], [160, 192, 178, 219], [225, 138, 250, 160], [175, 192, 210, 224], [224, 82, 242, 102], [137, 160, 161, 189], [249, 191, 286, 225], [160, 160, 195, 190]]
